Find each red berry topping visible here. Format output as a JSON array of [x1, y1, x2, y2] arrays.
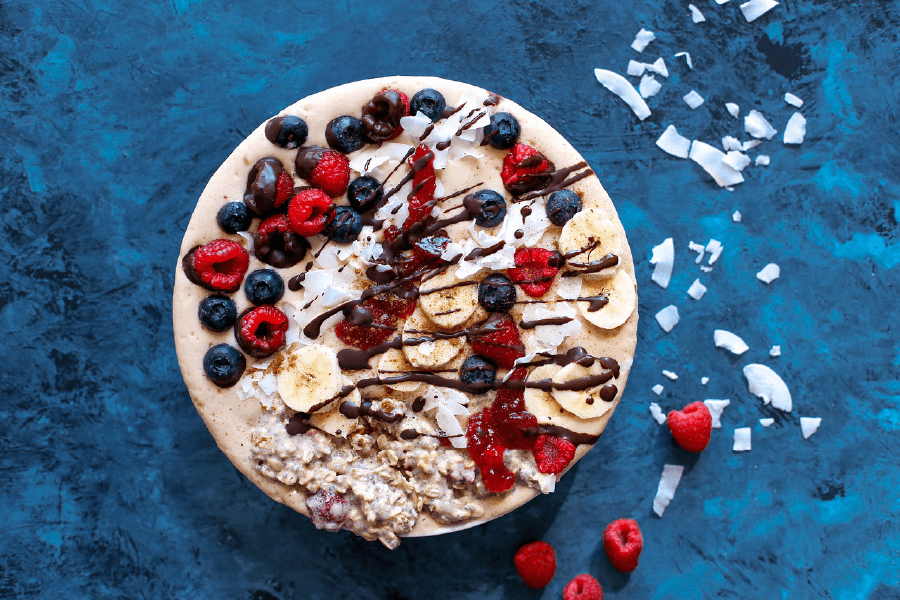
[[403, 144, 436, 230], [382, 224, 401, 242], [468, 313, 525, 369], [295, 146, 351, 198], [398, 234, 450, 277], [306, 488, 348, 531], [243, 157, 285, 216], [513, 541, 556, 589], [253, 214, 310, 268], [188, 239, 250, 293], [235, 305, 289, 358], [667, 401, 712, 452], [533, 434, 576, 474], [500, 143, 554, 195], [361, 89, 410, 142], [287, 189, 335, 236], [563, 574, 603, 600], [334, 294, 402, 351], [602, 518, 643, 573], [507, 247, 560, 297], [275, 169, 294, 206]]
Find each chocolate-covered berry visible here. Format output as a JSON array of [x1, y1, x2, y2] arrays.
[[484, 112, 520, 150], [198, 295, 238, 332], [347, 176, 383, 213], [243, 157, 285, 216], [325, 116, 366, 154], [217, 202, 252, 234], [361, 89, 409, 142], [460, 355, 497, 387], [235, 306, 289, 358], [465, 189, 507, 228], [327, 206, 363, 244], [264, 115, 308, 149], [183, 239, 250, 293], [203, 344, 246, 388], [244, 269, 285, 306], [478, 273, 516, 313], [410, 88, 446, 122], [253, 214, 310, 268], [546, 189, 582, 226]]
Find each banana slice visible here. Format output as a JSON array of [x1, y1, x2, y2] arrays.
[[377, 347, 424, 394], [550, 361, 619, 420], [276, 344, 342, 413], [418, 267, 480, 329], [576, 270, 636, 330], [558, 208, 625, 278], [402, 308, 465, 369], [524, 364, 606, 431], [308, 377, 361, 437]]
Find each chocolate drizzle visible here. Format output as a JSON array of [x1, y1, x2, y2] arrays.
[[339, 399, 404, 424]]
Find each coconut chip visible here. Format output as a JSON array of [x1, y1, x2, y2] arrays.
[[715, 0, 732, 4], [745, 110, 778, 140], [704, 399, 731, 428], [639, 75, 662, 99], [650, 402, 667, 425], [733, 210, 742, 222], [743, 363, 792, 412], [733, 427, 752, 451], [688, 4, 706, 22], [689, 141, 744, 187], [674, 52, 693, 70], [759, 418, 774, 427], [683, 90, 705, 109], [723, 151, 752, 171], [594, 69, 652, 120], [722, 136, 743, 152], [756, 263, 780, 283], [706, 239, 723, 265], [726, 103, 740, 118], [800, 417, 821, 439], [648, 57, 669, 77], [769, 345, 782, 357], [783, 113, 807, 145], [714, 329, 749, 354], [701, 377, 709, 385], [662, 370, 678, 381], [755, 155, 770, 166], [627, 60, 646, 76], [653, 464, 684, 517], [650, 237, 675, 288], [784, 92, 804, 108], [656, 125, 692, 159], [687, 279, 707, 300], [740, 0, 779, 22], [688, 241, 705, 263], [631, 28, 656, 52], [655, 305, 680, 333], [652, 384, 664, 396]]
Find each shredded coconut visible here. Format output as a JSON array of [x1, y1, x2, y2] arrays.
[[745, 110, 778, 139], [733, 210, 742, 222], [784, 92, 804, 108], [769, 345, 782, 357], [652, 384, 665, 396], [655, 305, 680, 332], [740, 0, 779, 22], [639, 74, 662, 99], [743, 363, 792, 412], [733, 427, 752, 451], [650, 238, 675, 288], [689, 4, 706, 22], [701, 377, 709, 385], [714, 329, 750, 354], [650, 402, 667, 424], [755, 155, 770, 166], [690, 141, 744, 187], [759, 418, 774, 427], [653, 464, 684, 517], [726, 103, 740, 118], [800, 417, 822, 439], [756, 263, 781, 283], [656, 125, 692, 159], [594, 69, 652, 120], [783, 112, 807, 145], [704, 399, 731, 428], [662, 370, 678, 381], [674, 52, 693, 69], [631, 28, 656, 52], [684, 90, 705, 109], [687, 279, 707, 300]]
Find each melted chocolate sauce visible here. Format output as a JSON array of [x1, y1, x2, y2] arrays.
[[339, 399, 404, 424], [520, 316, 574, 330]]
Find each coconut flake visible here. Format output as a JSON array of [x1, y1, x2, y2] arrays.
[[688, 4, 706, 22], [556, 276, 583, 300], [648, 57, 669, 77], [655, 305, 680, 333], [800, 417, 821, 439], [722, 151, 752, 172], [653, 464, 684, 517], [701, 377, 709, 385], [715, 329, 749, 354], [674, 52, 693, 69], [733, 427, 752, 451], [688, 241, 705, 263], [627, 60, 646, 76], [704, 399, 731, 428], [631, 28, 656, 52], [745, 110, 778, 139], [755, 155, 770, 166], [759, 418, 774, 427], [683, 90, 705, 109], [652, 384, 664, 396], [706, 239, 724, 265], [726, 103, 740, 118], [656, 125, 692, 159], [743, 363, 792, 412], [689, 141, 745, 187], [687, 279, 707, 300], [594, 69, 652, 121], [740, 0, 779, 22], [783, 112, 807, 145], [661, 370, 677, 381], [650, 238, 675, 288], [649, 402, 667, 424], [769, 345, 782, 357], [784, 92, 804, 108], [756, 263, 780, 283], [722, 136, 743, 152], [716, 0, 731, 3], [733, 210, 742, 222], [639, 74, 662, 99]]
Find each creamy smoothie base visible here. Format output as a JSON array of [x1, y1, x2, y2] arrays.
[[173, 76, 638, 548]]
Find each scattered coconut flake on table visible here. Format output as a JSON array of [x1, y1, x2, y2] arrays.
[[770, 345, 782, 357], [706, 239, 724, 265], [784, 92, 804, 108], [648, 57, 669, 77], [723, 151, 752, 171], [704, 399, 731, 428], [756, 263, 781, 283], [652, 384, 665, 396], [714, 329, 749, 354], [639, 74, 662, 99], [743, 363, 792, 412], [650, 402, 667, 425], [689, 141, 745, 187], [689, 241, 705, 263], [733, 427, 752, 451], [783, 113, 807, 145], [726, 102, 740, 118], [701, 377, 709, 385], [755, 155, 770, 166], [631, 28, 656, 52], [759, 418, 774, 427], [742, 139, 763, 151], [722, 136, 743, 152], [674, 51, 693, 69], [684, 90, 705, 109], [662, 370, 678, 381], [687, 279, 707, 300], [715, 0, 732, 3], [594, 69, 652, 120], [800, 417, 822, 439], [656, 125, 692, 158], [733, 210, 742, 222], [688, 4, 706, 22], [650, 238, 675, 288], [740, 0, 779, 22], [653, 464, 685, 517], [655, 305, 680, 332], [745, 110, 778, 139], [627, 60, 646, 76]]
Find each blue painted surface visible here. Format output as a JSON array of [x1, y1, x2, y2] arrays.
[[1, 0, 898, 598]]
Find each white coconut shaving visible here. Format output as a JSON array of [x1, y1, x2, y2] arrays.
[[733, 427, 752, 451], [800, 417, 822, 439], [662, 370, 678, 381], [701, 377, 709, 385], [556, 276, 583, 300], [687, 279, 707, 300], [688, 4, 706, 22], [755, 155, 771, 166], [631, 28, 656, 52], [706, 239, 723, 264], [714, 329, 750, 354], [683, 90, 705, 109], [649, 402, 667, 425], [784, 92, 804, 108], [743, 363, 792, 412], [732, 210, 742, 222], [770, 345, 782, 357], [740, 0, 779, 22], [783, 112, 807, 145], [655, 305, 680, 333], [704, 399, 731, 428], [700, 265, 713, 272], [688, 241, 705, 263], [627, 60, 646, 76], [759, 418, 774, 427], [648, 57, 669, 77], [689, 141, 745, 187], [722, 136, 743, 152], [524, 303, 581, 353], [653, 464, 684, 517], [723, 151, 752, 171], [745, 110, 778, 140], [650, 238, 675, 288], [726, 103, 740, 118], [715, 0, 732, 4], [756, 263, 781, 283], [639, 74, 662, 99], [594, 69, 652, 120], [656, 125, 692, 159], [674, 52, 693, 70], [652, 384, 664, 396]]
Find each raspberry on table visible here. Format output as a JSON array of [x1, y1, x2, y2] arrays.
[[602, 518, 643, 573], [513, 540, 556, 589], [563, 574, 603, 600], [667, 401, 713, 452]]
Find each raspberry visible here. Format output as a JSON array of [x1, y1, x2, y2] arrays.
[[667, 401, 712, 452], [294, 146, 351, 198], [563, 574, 603, 600], [275, 169, 294, 207], [507, 247, 560, 297], [603, 519, 643, 573], [372, 292, 417, 320], [361, 89, 410, 142], [287, 189, 335, 237], [382, 224, 401, 242], [253, 214, 310, 268], [187, 239, 250, 293], [334, 294, 398, 351], [398, 233, 449, 277], [235, 305, 289, 358], [468, 313, 525, 368], [403, 144, 436, 230], [513, 541, 556, 589], [533, 435, 576, 474], [306, 488, 348, 532], [500, 143, 554, 196], [243, 157, 285, 216]]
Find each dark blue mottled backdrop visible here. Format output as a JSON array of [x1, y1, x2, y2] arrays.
[[1, 0, 898, 598]]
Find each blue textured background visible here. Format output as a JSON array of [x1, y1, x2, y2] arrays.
[[2, 0, 898, 598]]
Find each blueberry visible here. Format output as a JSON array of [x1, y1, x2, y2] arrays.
[[546, 190, 582, 226], [325, 115, 366, 154], [478, 273, 516, 313], [460, 355, 497, 386], [198, 295, 238, 332], [264, 115, 308, 149], [410, 88, 447, 122], [347, 176, 383, 212], [244, 269, 284, 305], [483, 112, 520, 150], [327, 206, 363, 244], [217, 202, 252, 234], [465, 189, 507, 228], [203, 344, 246, 388]]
